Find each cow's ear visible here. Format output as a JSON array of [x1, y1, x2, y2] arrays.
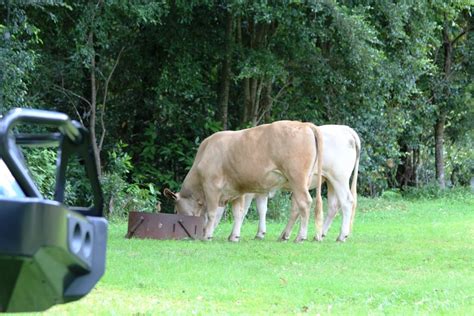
[[163, 188, 178, 201]]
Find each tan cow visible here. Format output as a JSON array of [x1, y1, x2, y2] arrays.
[[226, 125, 360, 242], [164, 120, 324, 242]]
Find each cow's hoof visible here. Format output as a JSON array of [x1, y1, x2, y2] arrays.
[[313, 235, 323, 242], [204, 237, 213, 242], [336, 235, 348, 242], [278, 231, 290, 241], [294, 237, 307, 243], [254, 232, 265, 240], [228, 235, 240, 242]]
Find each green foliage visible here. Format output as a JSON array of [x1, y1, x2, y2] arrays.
[[22, 147, 87, 206], [0, 8, 37, 108], [2, 0, 473, 199], [101, 142, 159, 218], [22, 148, 57, 199], [62, 157, 94, 207], [402, 183, 473, 201], [381, 189, 403, 201], [239, 191, 293, 222], [0, 0, 66, 109], [265, 191, 292, 222]]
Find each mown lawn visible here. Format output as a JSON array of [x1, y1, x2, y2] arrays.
[[44, 194, 473, 315]]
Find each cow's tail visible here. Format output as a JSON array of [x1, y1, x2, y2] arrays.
[[348, 127, 361, 233], [308, 124, 324, 239]]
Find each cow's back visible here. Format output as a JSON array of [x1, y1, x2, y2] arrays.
[[195, 121, 318, 195]]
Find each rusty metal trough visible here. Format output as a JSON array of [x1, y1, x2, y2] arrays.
[[126, 211, 205, 240]]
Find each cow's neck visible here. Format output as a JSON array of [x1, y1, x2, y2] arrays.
[[180, 168, 204, 201]]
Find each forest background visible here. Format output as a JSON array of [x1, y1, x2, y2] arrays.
[[1, 0, 472, 217]]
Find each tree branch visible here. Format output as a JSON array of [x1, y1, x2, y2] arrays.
[[53, 84, 92, 108], [53, 84, 92, 126], [271, 80, 291, 104], [257, 79, 291, 124], [99, 46, 125, 151], [452, 27, 471, 46], [102, 47, 125, 108]]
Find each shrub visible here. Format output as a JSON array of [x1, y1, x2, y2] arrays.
[[22, 147, 88, 206], [381, 189, 403, 200], [23, 147, 57, 199], [102, 143, 159, 219], [402, 183, 473, 201]]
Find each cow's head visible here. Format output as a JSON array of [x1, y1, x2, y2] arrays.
[[163, 188, 205, 216]]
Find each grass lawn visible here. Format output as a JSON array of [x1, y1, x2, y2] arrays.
[[44, 194, 473, 315]]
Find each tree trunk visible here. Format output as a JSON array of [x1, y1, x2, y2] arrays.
[[88, 31, 102, 176], [238, 17, 277, 126], [243, 78, 251, 124], [434, 113, 446, 189], [443, 23, 452, 78], [450, 165, 459, 187], [237, 16, 252, 125], [262, 79, 273, 123], [218, 10, 233, 130], [251, 79, 263, 126], [413, 147, 419, 187], [396, 144, 411, 188], [249, 78, 258, 125], [433, 22, 452, 189], [396, 147, 420, 188]]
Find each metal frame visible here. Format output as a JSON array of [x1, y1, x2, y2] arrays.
[[127, 211, 205, 240], [0, 108, 103, 216], [0, 108, 107, 312]]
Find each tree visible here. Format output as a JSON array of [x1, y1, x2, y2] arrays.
[[425, 2, 472, 188], [218, 5, 233, 130], [0, 1, 41, 111], [3, 0, 473, 200], [28, 0, 150, 175]]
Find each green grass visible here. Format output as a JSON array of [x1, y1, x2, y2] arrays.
[[44, 194, 473, 315]]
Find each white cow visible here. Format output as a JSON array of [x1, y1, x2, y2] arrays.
[[224, 125, 360, 242], [164, 120, 324, 242]]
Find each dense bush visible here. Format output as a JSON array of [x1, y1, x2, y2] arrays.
[[22, 148, 57, 200], [401, 184, 473, 201], [101, 142, 159, 219], [24, 147, 94, 207]]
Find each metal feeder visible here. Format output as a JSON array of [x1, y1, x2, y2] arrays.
[[126, 211, 205, 240]]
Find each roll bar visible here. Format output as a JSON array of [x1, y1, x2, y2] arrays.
[[0, 108, 103, 217]]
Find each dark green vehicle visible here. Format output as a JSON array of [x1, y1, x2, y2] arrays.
[[0, 108, 107, 312]]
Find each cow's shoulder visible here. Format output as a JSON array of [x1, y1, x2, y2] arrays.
[[263, 120, 318, 141]]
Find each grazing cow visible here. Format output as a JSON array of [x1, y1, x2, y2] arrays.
[[164, 120, 324, 242], [226, 125, 360, 242]]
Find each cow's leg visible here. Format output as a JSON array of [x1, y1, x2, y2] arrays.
[[280, 187, 312, 242], [332, 180, 354, 242], [226, 194, 254, 240], [203, 212, 217, 241], [292, 189, 312, 242], [241, 193, 254, 218], [228, 196, 245, 242], [278, 197, 299, 241], [202, 192, 221, 241], [255, 194, 268, 239], [322, 182, 339, 238], [213, 206, 226, 229]]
